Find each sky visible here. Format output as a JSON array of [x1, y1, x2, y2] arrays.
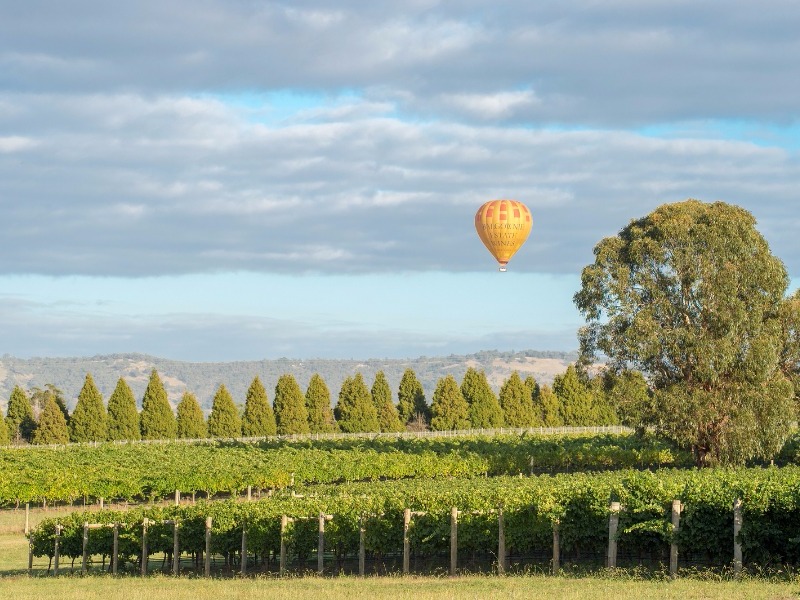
[[1, 0, 799, 361]]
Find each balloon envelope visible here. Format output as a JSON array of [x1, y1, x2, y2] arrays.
[[474, 199, 532, 271]]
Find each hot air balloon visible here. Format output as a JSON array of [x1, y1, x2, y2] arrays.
[[474, 199, 532, 271]]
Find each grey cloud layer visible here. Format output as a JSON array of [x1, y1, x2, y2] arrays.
[[1, 93, 799, 277], [3, 1, 800, 124]]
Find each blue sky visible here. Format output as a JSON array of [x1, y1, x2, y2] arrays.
[[1, 1, 799, 361]]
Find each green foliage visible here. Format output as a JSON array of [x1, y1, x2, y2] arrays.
[[499, 371, 536, 427], [32, 396, 69, 445], [0, 417, 9, 445], [430, 375, 470, 431], [242, 376, 277, 437], [602, 370, 651, 434], [140, 369, 177, 440], [461, 368, 503, 428], [536, 385, 563, 426], [372, 371, 404, 433], [274, 374, 310, 435], [305, 374, 336, 434], [397, 368, 429, 426], [207, 384, 242, 438], [575, 200, 796, 466], [5, 385, 36, 442], [106, 377, 140, 441], [69, 373, 108, 443], [176, 392, 207, 439], [553, 365, 597, 426], [335, 373, 380, 433], [779, 288, 800, 402]]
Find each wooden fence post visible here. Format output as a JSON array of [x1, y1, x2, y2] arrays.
[[241, 524, 247, 576], [25, 502, 29, 535], [450, 507, 458, 577], [173, 519, 180, 576], [359, 516, 366, 577], [82, 522, 89, 575], [141, 518, 149, 576], [112, 523, 119, 575], [318, 513, 325, 575], [403, 508, 411, 574], [204, 517, 212, 577], [28, 533, 34, 574], [733, 498, 743, 575], [497, 508, 506, 575], [552, 521, 560, 574], [670, 500, 681, 578], [54, 524, 61, 576], [247, 485, 252, 502], [174, 490, 180, 506], [607, 501, 620, 568], [280, 515, 288, 576]]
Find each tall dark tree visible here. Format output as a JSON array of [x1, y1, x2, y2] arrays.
[[140, 369, 177, 440], [335, 373, 380, 433], [499, 371, 536, 427], [536, 384, 563, 426], [5, 385, 36, 442], [305, 374, 337, 434], [242, 376, 277, 437], [106, 377, 140, 441], [207, 384, 242, 438], [274, 374, 310, 435], [553, 365, 597, 426], [575, 200, 796, 465], [397, 368, 429, 426], [0, 416, 9, 445], [29, 384, 69, 425], [371, 371, 404, 433], [461, 368, 503, 428], [176, 392, 207, 439], [32, 396, 69, 445], [523, 376, 545, 427], [430, 375, 470, 431], [69, 373, 107, 442]]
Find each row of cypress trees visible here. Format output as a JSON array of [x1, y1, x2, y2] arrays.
[[1, 364, 617, 445]]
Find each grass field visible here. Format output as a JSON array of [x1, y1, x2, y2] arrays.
[[1, 507, 800, 600]]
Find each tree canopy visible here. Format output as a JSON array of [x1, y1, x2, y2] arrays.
[[176, 392, 207, 439], [305, 374, 337, 434], [207, 384, 241, 438], [461, 368, 503, 428], [430, 374, 470, 431], [106, 377, 140, 441], [335, 373, 380, 433], [397, 368, 428, 426], [499, 371, 536, 427], [32, 396, 69, 445], [243, 376, 277, 437], [274, 374, 310, 435], [140, 369, 177, 440], [574, 199, 796, 465], [372, 371, 404, 433], [69, 373, 108, 443], [5, 385, 36, 443]]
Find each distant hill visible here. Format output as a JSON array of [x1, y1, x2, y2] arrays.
[[0, 350, 580, 412]]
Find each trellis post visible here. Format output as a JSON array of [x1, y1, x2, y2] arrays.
[[403, 508, 411, 574], [607, 502, 621, 568], [733, 498, 743, 575], [141, 518, 149, 576], [450, 507, 458, 577], [552, 521, 560, 574], [670, 500, 681, 577], [54, 524, 61, 576], [359, 516, 366, 577], [204, 517, 212, 577], [497, 508, 506, 575], [280, 515, 288, 576]]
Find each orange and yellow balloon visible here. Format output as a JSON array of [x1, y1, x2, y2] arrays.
[[474, 199, 532, 271]]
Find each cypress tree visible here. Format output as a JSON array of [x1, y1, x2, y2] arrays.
[[554, 365, 596, 426], [274, 374, 310, 435], [430, 375, 470, 431], [499, 371, 536, 427], [538, 384, 563, 426], [176, 392, 207, 439], [48, 384, 70, 424], [0, 415, 10, 445], [32, 396, 69, 445], [69, 373, 108, 443], [207, 384, 242, 438], [372, 371, 404, 432], [106, 377, 140, 441], [397, 368, 429, 426], [461, 368, 503, 428], [5, 385, 36, 442], [140, 369, 177, 440], [335, 373, 380, 433], [242, 376, 277, 436], [305, 374, 337, 433], [525, 376, 545, 427]]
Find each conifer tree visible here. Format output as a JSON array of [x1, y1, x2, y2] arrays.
[[176, 392, 207, 439], [538, 384, 563, 426], [274, 374, 310, 435], [140, 369, 177, 440], [242, 376, 277, 436], [372, 371, 404, 432], [461, 368, 503, 428], [5, 385, 36, 442], [32, 396, 69, 445], [305, 374, 337, 433], [335, 373, 380, 433], [524, 375, 545, 427], [499, 371, 536, 427], [48, 384, 70, 424], [430, 375, 470, 431], [397, 368, 429, 426], [207, 384, 242, 438], [106, 377, 140, 441], [554, 365, 597, 426], [69, 373, 108, 442], [0, 415, 10, 445]]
